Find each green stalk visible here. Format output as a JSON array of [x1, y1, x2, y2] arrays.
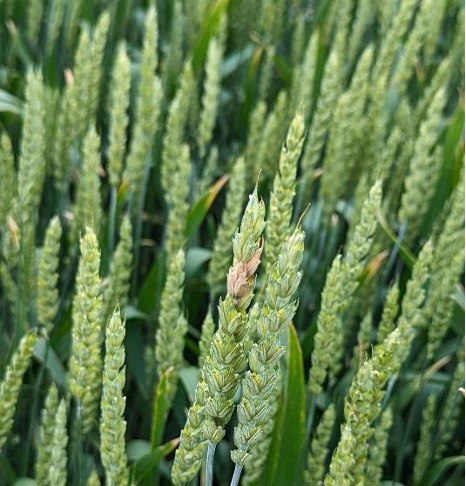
[[205, 441, 216, 486], [305, 394, 317, 446], [16, 222, 29, 339], [394, 390, 423, 482], [108, 186, 118, 257], [230, 464, 243, 486], [71, 402, 85, 486], [21, 341, 51, 475], [130, 152, 151, 297]]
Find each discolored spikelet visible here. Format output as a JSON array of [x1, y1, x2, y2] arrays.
[[171, 189, 266, 485], [232, 229, 305, 469], [208, 156, 246, 293]]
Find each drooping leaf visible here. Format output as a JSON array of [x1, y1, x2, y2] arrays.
[[125, 305, 149, 321], [179, 366, 199, 404], [127, 439, 151, 462], [33, 338, 66, 389], [185, 247, 212, 280], [12, 479, 36, 486], [221, 45, 254, 78], [377, 210, 416, 268], [0, 89, 23, 115], [130, 439, 179, 481], [421, 455, 465, 486], [185, 175, 228, 239]]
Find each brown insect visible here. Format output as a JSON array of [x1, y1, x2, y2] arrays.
[[227, 240, 263, 305]]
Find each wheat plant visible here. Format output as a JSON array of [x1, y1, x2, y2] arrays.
[[0, 1, 463, 485]]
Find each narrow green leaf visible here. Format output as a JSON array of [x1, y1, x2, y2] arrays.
[[179, 366, 199, 404], [131, 439, 179, 481], [240, 47, 263, 126], [0, 89, 23, 115], [192, 0, 229, 73], [125, 323, 150, 400], [272, 51, 292, 87], [185, 247, 212, 280], [151, 371, 170, 449], [125, 305, 149, 321], [33, 338, 66, 389], [422, 456, 465, 486], [185, 175, 228, 238], [5, 20, 32, 67], [221, 45, 254, 78], [377, 210, 416, 267], [117, 179, 130, 205], [127, 439, 151, 462], [424, 103, 464, 233], [0, 455, 17, 483], [137, 250, 166, 315], [13, 479, 36, 486], [443, 103, 464, 178], [454, 285, 464, 311]]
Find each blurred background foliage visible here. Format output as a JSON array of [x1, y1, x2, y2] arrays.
[[0, 0, 464, 484]]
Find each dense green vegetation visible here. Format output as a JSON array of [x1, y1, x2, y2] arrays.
[[0, 0, 464, 485]]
